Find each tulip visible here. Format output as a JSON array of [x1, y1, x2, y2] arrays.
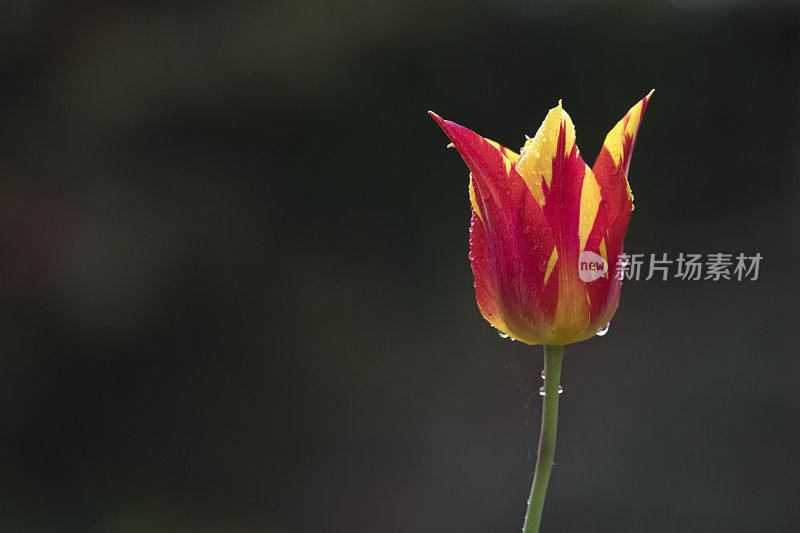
[[430, 92, 652, 533], [430, 92, 652, 346]]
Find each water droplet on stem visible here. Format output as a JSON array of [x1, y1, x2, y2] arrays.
[[539, 385, 564, 396]]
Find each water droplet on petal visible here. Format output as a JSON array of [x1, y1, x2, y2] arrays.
[[498, 331, 509, 339], [596, 322, 611, 336]]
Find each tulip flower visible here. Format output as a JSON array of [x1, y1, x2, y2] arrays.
[[430, 92, 652, 533]]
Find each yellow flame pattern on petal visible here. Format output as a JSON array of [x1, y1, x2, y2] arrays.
[[543, 246, 559, 285], [578, 165, 601, 254], [599, 237, 608, 278], [516, 100, 576, 207], [600, 89, 653, 209], [468, 174, 481, 220]]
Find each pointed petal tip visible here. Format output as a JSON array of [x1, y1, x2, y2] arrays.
[[428, 110, 442, 124], [428, 111, 472, 142], [428, 110, 450, 131], [639, 90, 655, 114]]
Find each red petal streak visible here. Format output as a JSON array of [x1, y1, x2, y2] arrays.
[[540, 122, 594, 343]]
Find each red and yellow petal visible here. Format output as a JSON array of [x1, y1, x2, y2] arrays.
[[516, 102, 594, 344], [430, 112, 557, 344], [581, 91, 654, 337]]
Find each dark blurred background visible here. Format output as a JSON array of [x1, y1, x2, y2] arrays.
[[1, 0, 799, 531]]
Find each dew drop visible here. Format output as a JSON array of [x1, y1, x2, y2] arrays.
[[539, 385, 564, 396], [596, 322, 611, 336], [498, 331, 509, 339]]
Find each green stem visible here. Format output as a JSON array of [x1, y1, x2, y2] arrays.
[[522, 344, 564, 533]]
